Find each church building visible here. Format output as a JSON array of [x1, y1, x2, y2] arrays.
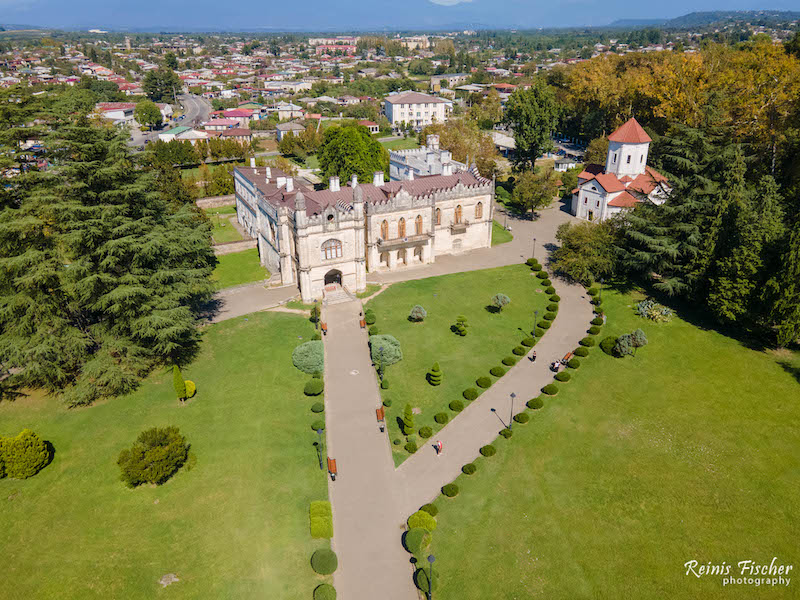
[[233, 163, 494, 302], [571, 118, 671, 222]]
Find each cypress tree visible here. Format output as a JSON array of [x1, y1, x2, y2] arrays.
[[764, 222, 800, 347]]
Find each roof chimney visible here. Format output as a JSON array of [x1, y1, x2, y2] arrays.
[[351, 174, 358, 187], [286, 177, 294, 192], [250, 157, 256, 168], [265, 166, 272, 182], [276, 176, 287, 188], [373, 171, 384, 187], [329, 176, 340, 192], [407, 168, 414, 181], [442, 163, 453, 176]]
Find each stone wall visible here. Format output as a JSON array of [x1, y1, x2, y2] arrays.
[[196, 195, 236, 209], [213, 239, 258, 256]]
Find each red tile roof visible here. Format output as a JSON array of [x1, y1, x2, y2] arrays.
[[592, 173, 626, 193], [628, 167, 668, 195], [578, 164, 604, 180], [220, 128, 252, 137], [608, 191, 640, 208], [608, 118, 652, 144]]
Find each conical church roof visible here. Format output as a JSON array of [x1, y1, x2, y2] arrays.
[[608, 118, 652, 144]]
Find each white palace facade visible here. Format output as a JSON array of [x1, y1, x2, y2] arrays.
[[233, 164, 494, 302]]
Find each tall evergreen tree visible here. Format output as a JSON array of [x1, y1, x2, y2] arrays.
[[764, 222, 800, 347]]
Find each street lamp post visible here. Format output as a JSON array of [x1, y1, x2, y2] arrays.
[[509, 392, 516, 430], [532, 237, 537, 259], [314, 428, 324, 470], [427, 554, 436, 600]]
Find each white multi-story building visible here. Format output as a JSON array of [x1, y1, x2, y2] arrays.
[[389, 135, 466, 181], [383, 92, 451, 130], [571, 118, 671, 222]]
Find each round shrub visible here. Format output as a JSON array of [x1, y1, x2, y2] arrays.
[[521, 337, 536, 348], [543, 311, 556, 321], [512, 346, 527, 356], [462, 463, 477, 475], [311, 402, 325, 413], [588, 326, 601, 335], [579, 336, 596, 347], [591, 297, 603, 306], [538, 320, 551, 330], [547, 303, 559, 312], [408, 509, 437, 532], [381, 378, 390, 389], [545, 286, 556, 294], [419, 426, 433, 439], [463, 387, 479, 400], [311, 420, 325, 431], [117, 426, 188, 488], [591, 316, 604, 326], [311, 548, 338, 575], [567, 358, 581, 369], [364, 310, 376, 325], [292, 340, 325, 374], [420, 503, 439, 516], [541, 278, 552, 286], [480, 444, 496, 457], [304, 379, 324, 396], [527, 397, 544, 410], [442, 483, 459, 497], [542, 383, 559, 395], [449, 399, 464, 412], [314, 584, 337, 600], [409, 304, 427, 322], [574, 347, 589, 357], [404, 441, 418, 453], [514, 412, 530, 424], [499, 428, 513, 438], [525, 258, 538, 267], [383, 399, 393, 407], [490, 366, 506, 377], [393, 438, 401, 445], [476, 376, 492, 388], [434, 412, 449, 425], [427, 362, 443, 386], [368, 325, 379, 336], [600, 336, 617, 355], [536, 270, 549, 279], [555, 371, 571, 382], [535, 327, 545, 337], [1, 429, 50, 480], [550, 294, 561, 302], [404, 528, 431, 554], [503, 355, 519, 366], [587, 287, 599, 296], [368, 334, 403, 366]]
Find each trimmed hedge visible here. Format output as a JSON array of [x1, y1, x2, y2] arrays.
[[513, 412, 530, 424], [368, 334, 403, 366], [419, 426, 433, 439], [368, 325, 379, 336], [311, 420, 325, 431], [591, 316, 604, 326], [525, 258, 537, 266], [535, 327, 545, 337], [567, 358, 581, 369], [579, 336, 596, 347], [434, 412, 449, 424], [292, 340, 325, 374], [449, 399, 464, 412], [588, 326, 601, 335], [574, 347, 589, 357], [393, 439, 401, 445], [600, 336, 617, 355], [512, 346, 527, 356], [310, 501, 333, 539], [521, 337, 535, 347], [550, 294, 561, 302], [442, 483, 459, 497], [538, 320, 551, 330], [381, 378, 390, 389], [420, 503, 439, 516], [547, 303, 559, 312], [404, 528, 432, 554], [408, 509, 437, 532], [545, 286, 556, 294], [527, 397, 544, 410], [462, 463, 477, 475], [542, 383, 559, 395], [503, 356, 519, 366], [314, 584, 337, 600], [490, 366, 506, 377], [555, 371, 571, 382], [383, 399, 393, 407], [405, 441, 418, 453], [480, 444, 496, 457], [587, 287, 599, 296], [543, 312, 556, 321], [541, 279, 552, 286], [499, 428, 513, 438], [311, 402, 325, 413], [304, 379, 325, 396], [311, 548, 338, 575], [364, 310, 376, 325], [536, 271, 549, 279], [476, 376, 492, 388], [463, 387, 479, 400], [591, 297, 603, 306]]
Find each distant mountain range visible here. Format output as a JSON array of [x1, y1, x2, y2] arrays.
[[610, 10, 800, 30]]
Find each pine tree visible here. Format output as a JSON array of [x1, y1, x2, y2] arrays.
[[764, 222, 800, 347], [173, 365, 186, 401]]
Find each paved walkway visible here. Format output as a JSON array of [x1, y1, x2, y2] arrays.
[[207, 284, 297, 323]]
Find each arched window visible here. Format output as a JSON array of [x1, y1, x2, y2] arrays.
[[398, 217, 406, 238], [475, 202, 483, 219], [321, 239, 343, 260], [435, 208, 441, 225], [455, 205, 463, 224], [380, 220, 388, 240], [269, 222, 276, 242], [415, 215, 423, 235]]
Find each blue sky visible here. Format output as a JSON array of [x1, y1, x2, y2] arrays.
[[1, 0, 797, 31]]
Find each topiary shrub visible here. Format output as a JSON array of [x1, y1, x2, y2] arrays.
[[574, 347, 589, 357], [381, 378, 390, 389], [419, 426, 433, 439], [547, 303, 559, 312], [184, 380, 197, 399], [364, 309, 376, 325], [588, 326, 601, 335], [525, 258, 538, 267], [434, 412, 449, 425], [404, 527, 432, 554], [591, 316, 604, 326], [521, 337, 536, 348], [311, 420, 325, 431], [304, 379, 324, 396], [536, 270, 549, 279], [312, 332, 322, 341], [491, 293, 511, 311], [0, 429, 50, 480], [502, 355, 519, 366], [579, 336, 596, 347], [591, 297, 603, 306], [499, 428, 513, 438], [567, 358, 581, 369], [368, 325, 379, 336], [538, 320, 551, 330], [535, 327, 545, 337], [513, 412, 530, 424], [550, 294, 561, 302], [383, 399, 393, 407], [311, 402, 325, 413], [463, 387, 479, 400], [314, 584, 337, 600], [292, 340, 325, 374], [427, 362, 443, 386], [393, 438, 401, 445], [409, 305, 427, 322], [311, 548, 338, 575], [527, 397, 544, 410], [117, 426, 189, 488], [449, 399, 464, 412], [405, 441, 418, 453], [542, 383, 559, 395], [453, 315, 469, 336], [408, 509, 437, 532], [490, 366, 506, 377], [369, 334, 403, 366], [462, 463, 477, 475], [480, 444, 496, 457], [512, 346, 527, 356], [587, 287, 599, 296], [543, 311, 556, 321], [545, 286, 555, 294], [420, 503, 439, 516], [442, 483, 459, 497], [555, 371, 571, 382], [476, 376, 492, 388], [309, 501, 334, 539]]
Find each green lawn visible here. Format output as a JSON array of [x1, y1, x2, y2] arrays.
[[491, 220, 513, 246], [206, 211, 243, 244], [291, 155, 320, 170], [381, 138, 420, 151], [181, 162, 244, 181], [0, 312, 331, 600], [212, 248, 270, 289], [425, 288, 800, 599], [366, 265, 552, 465], [357, 283, 383, 299], [204, 205, 237, 217]]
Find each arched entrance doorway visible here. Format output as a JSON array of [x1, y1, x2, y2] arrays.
[[324, 269, 343, 285]]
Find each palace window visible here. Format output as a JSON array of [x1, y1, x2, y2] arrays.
[[626, 155, 631, 164], [455, 205, 463, 224], [435, 208, 441, 225], [475, 202, 483, 219], [613, 153, 617, 163], [321, 239, 343, 260], [380, 219, 388, 240], [415, 215, 423, 235], [398, 217, 406, 238]]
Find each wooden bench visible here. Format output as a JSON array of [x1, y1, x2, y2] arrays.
[[321, 322, 328, 335], [376, 407, 385, 432], [327, 457, 338, 481], [561, 351, 573, 364]]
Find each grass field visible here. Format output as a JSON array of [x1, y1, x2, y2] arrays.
[[365, 265, 552, 465], [0, 312, 331, 600], [206, 209, 243, 244], [180, 162, 243, 181], [357, 283, 383, 298], [491, 220, 513, 246], [380, 138, 420, 151], [424, 287, 800, 599], [212, 248, 270, 289]]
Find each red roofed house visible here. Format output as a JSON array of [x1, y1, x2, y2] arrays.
[[571, 118, 670, 222]]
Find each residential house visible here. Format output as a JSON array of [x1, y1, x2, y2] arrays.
[[383, 91, 451, 130]]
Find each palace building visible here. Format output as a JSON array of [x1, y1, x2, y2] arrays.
[[570, 117, 671, 222], [233, 163, 494, 302]]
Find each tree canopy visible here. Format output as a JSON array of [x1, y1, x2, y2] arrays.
[[318, 124, 388, 184], [503, 81, 559, 171]]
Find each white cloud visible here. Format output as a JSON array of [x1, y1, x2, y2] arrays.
[[429, 0, 473, 5]]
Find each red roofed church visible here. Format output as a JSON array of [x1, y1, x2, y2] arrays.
[[571, 118, 670, 222]]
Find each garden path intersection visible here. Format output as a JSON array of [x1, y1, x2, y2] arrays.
[[319, 204, 595, 598]]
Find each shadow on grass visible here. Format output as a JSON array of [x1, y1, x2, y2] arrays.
[[778, 361, 800, 385]]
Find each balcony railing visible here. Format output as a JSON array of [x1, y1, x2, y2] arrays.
[[450, 220, 469, 234], [377, 233, 431, 250]]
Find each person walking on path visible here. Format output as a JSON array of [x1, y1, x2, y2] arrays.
[[530, 350, 537, 363], [435, 440, 443, 456]]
